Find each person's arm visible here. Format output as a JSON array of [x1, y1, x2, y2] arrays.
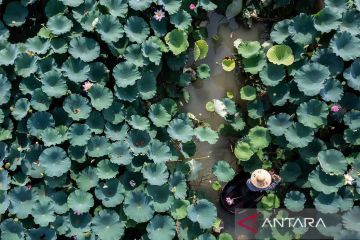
[[265, 171, 281, 191]]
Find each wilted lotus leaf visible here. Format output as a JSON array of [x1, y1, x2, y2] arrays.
[[187, 199, 217, 229], [237, 41, 261, 58], [123, 191, 154, 223], [314, 7, 341, 33], [212, 160, 235, 182], [266, 44, 294, 66], [308, 166, 343, 194], [284, 191, 306, 212], [288, 13, 318, 45], [330, 31, 360, 61]]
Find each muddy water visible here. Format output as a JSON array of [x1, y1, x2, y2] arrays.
[[183, 12, 266, 235]]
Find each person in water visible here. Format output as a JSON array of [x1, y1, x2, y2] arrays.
[[246, 169, 281, 192]]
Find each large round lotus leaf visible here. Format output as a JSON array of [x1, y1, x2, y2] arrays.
[[248, 126, 271, 150], [311, 49, 344, 77], [41, 128, 65, 146], [344, 111, 360, 130], [142, 39, 162, 65], [105, 122, 128, 141], [299, 138, 327, 164], [240, 86, 256, 101], [1, 219, 25, 240], [41, 70, 68, 98], [0, 75, 11, 106], [330, 31, 360, 61], [234, 141, 254, 161], [308, 166, 343, 194], [102, 101, 125, 124], [67, 190, 94, 213], [96, 159, 118, 179], [88, 84, 113, 111], [237, 41, 261, 58], [100, 0, 128, 17], [68, 124, 91, 146], [267, 113, 292, 136], [12, 98, 30, 121], [148, 139, 171, 164], [284, 191, 306, 212], [146, 184, 174, 212], [0, 43, 18, 66], [69, 37, 100, 62], [66, 211, 92, 236], [32, 199, 56, 226], [170, 198, 189, 220], [296, 99, 328, 128], [142, 162, 169, 186], [314, 193, 341, 214], [123, 191, 154, 223], [165, 29, 189, 55], [8, 186, 34, 219], [325, 0, 347, 12], [270, 19, 290, 44], [47, 15, 73, 35], [63, 94, 91, 121], [170, 10, 192, 30], [39, 147, 70, 177], [19, 76, 40, 95], [285, 123, 314, 148], [318, 149, 347, 175], [194, 127, 218, 144], [313, 7, 341, 33], [25, 36, 50, 54], [96, 15, 124, 43], [212, 160, 235, 182], [124, 44, 145, 67], [75, 167, 98, 191], [266, 45, 294, 66], [344, 129, 360, 145], [27, 111, 55, 137], [89, 62, 109, 84], [187, 199, 217, 229], [167, 118, 193, 142], [340, 9, 360, 35], [124, 16, 149, 43], [146, 215, 176, 240], [92, 209, 124, 240], [280, 161, 301, 182], [28, 227, 57, 240], [87, 136, 111, 158], [50, 38, 68, 54], [137, 71, 157, 100], [344, 58, 360, 91], [62, 57, 90, 83], [293, 62, 330, 96], [127, 129, 151, 154], [197, 64, 211, 79], [14, 53, 38, 77], [242, 52, 266, 74], [115, 84, 139, 102], [3, 1, 28, 27], [342, 207, 360, 232], [221, 58, 236, 72], [259, 63, 286, 87], [288, 13, 318, 45], [31, 89, 51, 111], [267, 82, 290, 106], [95, 179, 125, 207], [320, 78, 343, 102], [113, 61, 141, 88], [0, 171, 10, 191], [109, 141, 132, 165], [169, 171, 187, 199], [159, 0, 181, 14]]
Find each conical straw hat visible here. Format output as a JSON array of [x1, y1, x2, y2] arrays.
[[250, 169, 272, 189]]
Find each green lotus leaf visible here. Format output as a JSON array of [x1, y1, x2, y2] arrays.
[[237, 41, 261, 58], [234, 141, 254, 161], [340, 9, 360, 35], [41, 127, 66, 146], [96, 159, 118, 179], [8, 186, 34, 219], [259, 193, 280, 210], [344, 129, 360, 145], [147, 215, 176, 240], [225, 0, 243, 19], [309, 166, 343, 194], [27, 111, 55, 137], [212, 160, 235, 182], [248, 126, 271, 150], [92, 209, 125, 240], [314, 7, 341, 33], [165, 29, 189, 55], [115, 84, 139, 102], [266, 44, 294, 66], [280, 162, 301, 182], [293, 62, 330, 96], [123, 191, 154, 223], [68, 124, 91, 146], [0, 219, 24, 240], [102, 101, 125, 125], [194, 39, 209, 61], [248, 100, 264, 120], [0, 43, 18, 66], [169, 171, 187, 199], [159, 0, 181, 14], [62, 57, 90, 83], [124, 16, 149, 43], [137, 71, 157, 100], [342, 207, 360, 232], [149, 103, 172, 127], [126, 129, 151, 154], [288, 13, 318, 45], [344, 58, 360, 91], [221, 58, 235, 72], [96, 15, 124, 43], [11, 98, 29, 121], [50, 37, 68, 54], [199, 0, 217, 11], [318, 149, 347, 175], [95, 178, 125, 207], [0, 75, 11, 106], [14, 53, 38, 77], [299, 138, 327, 164], [284, 191, 306, 212], [142, 163, 169, 186], [100, 0, 127, 17], [66, 211, 92, 237], [19, 76, 40, 95], [187, 199, 217, 229], [25, 36, 50, 54], [239, 85, 256, 101], [268, 82, 290, 106], [109, 141, 132, 165], [28, 227, 57, 240], [197, 64, 211, 79], [297, 99, 328, 129], [63, 94, 91, 120], [113, 61, 141, 88], [325, 0, 347, 12], [32, 199, 56, 226], [141, 40, 161, 65], [105, 121, 128, 141], [170, 10, 192, 30], [344, 110, 360, 130], [47, 15, 73, 35], [39, 147, 70, 177], [170, 199, 189, 220], [45, 0, 66, 18], [320, 78, 343, 102], [168, 118, 193, 142], [218, 233, 234, 240], [242, 52, 266, 74], [124, 44, 145, 67], [314, 193, 341, 214], [88, 84, 113, 111], [67, 190, 94, 214], [271, 19, 291, 44], [3, 1, 28, 27], [194, 127, 218, 144], [41, 70, 68, 98], [146, 184, 174, 212], [75, 167, 98, 191], [267, 113, 292, 136], [285, 122, 314, 148], [330, 31, 360, 61], [87, 136, 111, 158], [0, 22, 9, 41], [147, 139, 171, 164], [60, 0, 83, 7], [0, 171, 10, 191], [312, 48, 344, 77], [89, 62, 109, 84], [69, 37, 100, 62], [178, 218, 203, 240], [259, 63, 285, 87]]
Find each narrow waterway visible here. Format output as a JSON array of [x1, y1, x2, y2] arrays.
[[184, 12, 267, 235]]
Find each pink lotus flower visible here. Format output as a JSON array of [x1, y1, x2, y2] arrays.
[[189, 3, 197, 10], [331, 105, 341, 113], [225, 197, 234, 205], [83, 81, 93, 91], [74, 210, 82, 216], [26, 184, 32, 190], [154, 9, 165, 21]]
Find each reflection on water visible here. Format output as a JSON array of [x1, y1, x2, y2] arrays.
[[183, 12, 266, 236]]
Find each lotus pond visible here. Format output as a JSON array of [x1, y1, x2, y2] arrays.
[[0, 0, 360, 239]]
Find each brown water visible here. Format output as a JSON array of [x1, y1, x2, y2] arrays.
[[183, 12, 267, 235]]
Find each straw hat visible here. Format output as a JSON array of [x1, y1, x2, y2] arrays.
[[250, 169, 272, 189]]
